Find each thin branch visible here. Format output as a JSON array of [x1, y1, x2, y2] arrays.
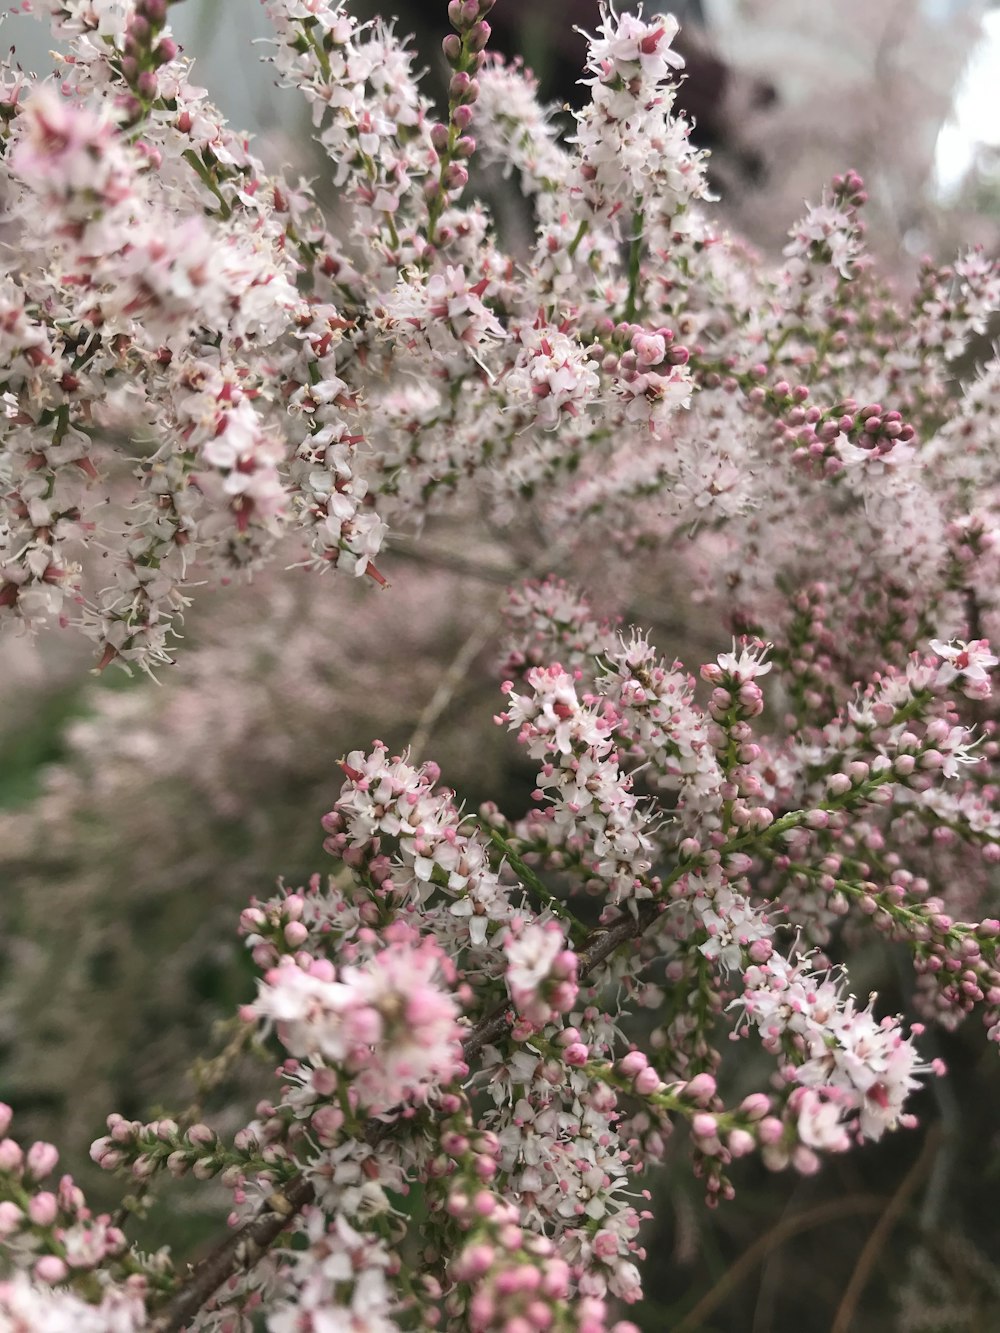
[[401, 520, 587, 765], [674, 1194, 887, 1333], [918, 1039, 961, 1232], [113, 1023, 255, 1232], [146, 1173, 316, 1333], [624, 209, 645, 324], [830, 1124, 942, 1333], [408, 606, 503, 764], [477, 820, 590, 944], [386, 533, 521, 587]]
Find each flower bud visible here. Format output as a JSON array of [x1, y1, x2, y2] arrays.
[[25, 1141, 58, 1181], [34, 1255, 68, 1284], [466, 20, 491, 52], [0, 1201, 23, 1235]]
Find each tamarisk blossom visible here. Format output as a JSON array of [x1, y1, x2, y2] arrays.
[[571, 9, 703, 227], [600, 631, 724, 825], [505, 326, 602, 429], [9, 88, 299, 349], [0, 1104, 150, 1327], [503, 919, 579, 1025], [499, 577, 620, 681], [377, 264, 507, 369], [734, 955, 930, 1148], [0, 0, 998, 686], [323, 741, 517, 946], [251, 934, 464, 1115], [500, 664, 659, 906], [499, 582, 723, 832], [784, 194, 865, 279], [929, 638, 999, 700], [267, 1213, 399, 1333], [2, 0, 1000, 1328], [692, 866, 775, 972], [0, 1274, 147, 1331], [474, 54, 572, 209]]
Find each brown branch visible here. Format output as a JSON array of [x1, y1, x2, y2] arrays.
[[144, 901, 664, 1331], [673, 1194, 888, 1333], [408, 605, 503, 764], [830, 1124, 942, 1333], [386, 532, 522, 586], [146, 1173, 316, 1333]]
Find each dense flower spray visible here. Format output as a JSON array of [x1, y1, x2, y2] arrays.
[[2, 0, 1000, 1328]]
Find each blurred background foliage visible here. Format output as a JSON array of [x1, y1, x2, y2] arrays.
[[2, 1, 1000, 1329]]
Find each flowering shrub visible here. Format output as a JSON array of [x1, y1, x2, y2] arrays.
[[2, 0, 1000, 1328]]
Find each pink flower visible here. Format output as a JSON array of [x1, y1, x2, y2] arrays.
[[504, 921, 579, 1025], [704, 640, 773, 685], [252, 939, 463, 1114], [792, 1089, 851, 1153], [10, 87, 129, 209]]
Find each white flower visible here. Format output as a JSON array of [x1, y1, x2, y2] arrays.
[[929, 637, 998, 699], [0, 1273, 145, 1332], [714, 641, 773, 683]]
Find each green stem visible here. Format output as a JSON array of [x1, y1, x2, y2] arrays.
[[477, 821, 589, 945], [303, 23, 332, 81], [661, 769, 899, 897], [567, 218, 590, 260], [181, 150, 233, 220], [624, 210, 645, 323]]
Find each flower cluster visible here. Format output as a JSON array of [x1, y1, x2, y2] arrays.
[[503, 919, 579, 1026], [0, 1104, 154, 1327], [249, 932, 465, 1115], [3, 0, 1000, 1328]]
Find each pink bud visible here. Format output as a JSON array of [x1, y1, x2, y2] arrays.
[[22, 1152, 62, 1200], [458, 1242, 494, 1278], [618, 1050, 648, 1078], [0, 1139, 23, 1173], [633, 1066, 662, 1096], [34, 1254, 68, 1283], [153, 36, 178, 65], [473, 1190, 495, 1217], [727, 1128, 756, 1157], [692, 1113, 717, 1139], [792, 1145, 821, 1175], [466, 19, 491, 52], [166, 1151, 189, 1177], [757, 1116, 784, 1145], [28, 1192, 58, 1226], [0, 1201, 23, 1235], [683, 1072, 717, 1104], [748, 938, 773, 963], [443, 162, 469, 191], [740, 1093, 771, 1120]]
